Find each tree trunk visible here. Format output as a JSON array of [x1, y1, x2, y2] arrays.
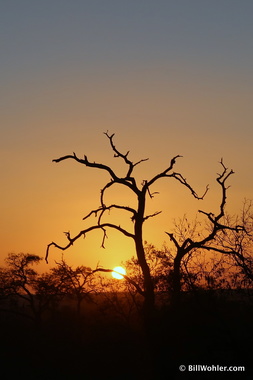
[[134, 237, 155, 310], [134, 193, 155, 316]]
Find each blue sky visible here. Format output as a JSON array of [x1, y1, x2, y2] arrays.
[[1, 1, 253, 270], [2, 1, 253, 82]]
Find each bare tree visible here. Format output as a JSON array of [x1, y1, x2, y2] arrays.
[[166, 159, 244, 303], [46, 132, 207, 314]]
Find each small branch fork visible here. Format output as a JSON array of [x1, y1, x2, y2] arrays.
[[198, 159, 236, 228], [83, 204, 137, 223], [166, 159, 244, 257], [104, 131, 149, 179], [47, 132, 208, 262]]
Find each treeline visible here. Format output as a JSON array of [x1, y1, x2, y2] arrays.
[[1, 242, 253, 379], [1, 234, 253, 326]]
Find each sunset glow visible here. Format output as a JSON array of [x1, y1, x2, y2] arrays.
[[112, 266, 126, 280], [1, 1, 252, 273]]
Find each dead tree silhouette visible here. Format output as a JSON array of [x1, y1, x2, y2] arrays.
[[166, 159, 244, 304], [46, 132, 207, 316]]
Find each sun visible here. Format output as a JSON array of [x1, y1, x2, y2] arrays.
[[112, 266, 126, 279]]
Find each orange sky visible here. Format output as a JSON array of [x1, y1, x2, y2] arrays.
[[1, 2, 253, 272]]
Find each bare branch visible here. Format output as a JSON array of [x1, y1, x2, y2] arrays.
[[146, 155, 182, 187], [197, 160, 236, 238], [171, 173, 209, 200], [144, 211, 162, 221], [104, 131, 132, 165], [142, 180, 160, 199], [104, 131, 149, 179], [83, 204, 137, 224], [176, 161, 243, 253], [46, 223, 135, 263], [216, 158, 234, 218], [99, 178, 138, 209], [145, 155, 208, 200], [198, 210, 215, 223], [100, 227, 108, 248], [133, 157, 149, 168], [100, 180, 115, 207], [165, 232, 180, 250], [82, 207, 104, 221], [53, 152, 118, 181]]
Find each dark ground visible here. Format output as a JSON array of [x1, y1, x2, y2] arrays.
[[0, 291, 252, 380]]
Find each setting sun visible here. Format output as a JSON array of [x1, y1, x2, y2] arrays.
[[112, 266, 126, 279]]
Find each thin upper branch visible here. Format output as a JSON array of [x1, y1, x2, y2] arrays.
[[198, 159, 235, 227], [216, 158, 234, 218], [104, 131, 149, 179], [53, 152, 118, 181], [146, 155, 182, 187]]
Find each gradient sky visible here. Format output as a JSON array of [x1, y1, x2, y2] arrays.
[[1, 1, 253, 272]]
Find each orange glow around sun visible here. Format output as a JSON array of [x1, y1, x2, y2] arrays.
[[111, 266, 126, 279]]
